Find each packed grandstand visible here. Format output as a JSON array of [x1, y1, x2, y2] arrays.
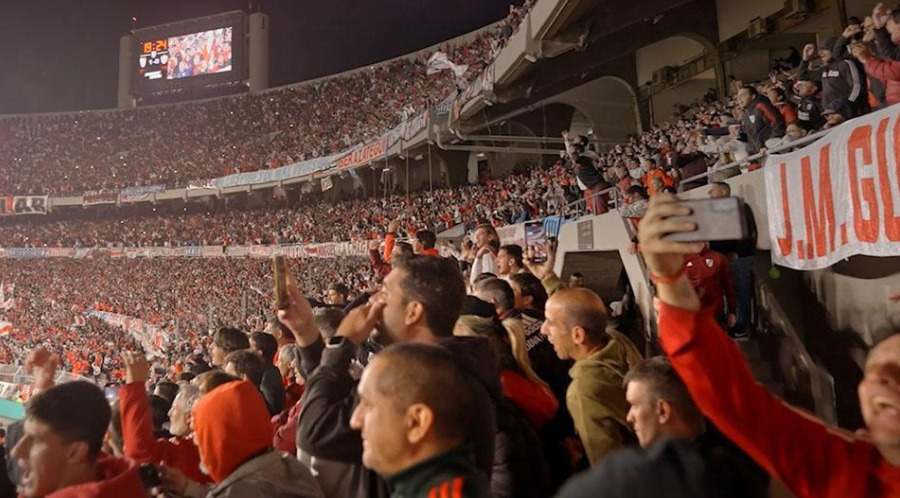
[[0, 0, 899, 497]]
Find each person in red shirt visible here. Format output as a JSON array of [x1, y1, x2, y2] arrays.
[[683, 245, 736, 329], [413, 229, 441, 257], [12, 348, 146, 498], [119, 351, 211, 485], [638, 195, 900, 498], [765, 86, 799, 124]]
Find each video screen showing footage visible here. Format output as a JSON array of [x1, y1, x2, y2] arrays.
[[166, 27, 233, 80]]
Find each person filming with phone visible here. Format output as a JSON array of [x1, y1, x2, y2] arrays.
[[638, 194, 900, 498]]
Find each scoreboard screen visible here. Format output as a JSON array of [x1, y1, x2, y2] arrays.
[[133, 11, 246, 96], [138, 27, 234, 82]]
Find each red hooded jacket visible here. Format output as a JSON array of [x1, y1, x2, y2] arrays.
[[192, 380, 274, 483], [118, 382, 211, 484], [45, 455, 145, 498]]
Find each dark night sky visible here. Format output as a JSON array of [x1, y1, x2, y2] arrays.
[[0, 0, 516, 114]]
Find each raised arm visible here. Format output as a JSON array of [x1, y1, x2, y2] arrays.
[[638, 195, 864, 497]]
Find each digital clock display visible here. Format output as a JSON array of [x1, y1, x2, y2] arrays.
[[141, 40, 168, 55]]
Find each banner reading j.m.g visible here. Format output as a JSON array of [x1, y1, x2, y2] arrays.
[[765, 105, 900, 270]]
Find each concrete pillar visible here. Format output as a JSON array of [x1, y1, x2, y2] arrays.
[[248, 13, 270, 93], [118, 34, 135, 109]]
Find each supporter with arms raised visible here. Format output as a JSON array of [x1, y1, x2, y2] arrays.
[[350, 343, 492, 498], [638, 193, 900, 497], [799, 37, 868, 117], [11, 348, 146, 497], [119, 351, 211, 485], [161, 380, 324, 498]]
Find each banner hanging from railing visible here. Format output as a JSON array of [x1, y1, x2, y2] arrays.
[[337, 138, 388, 171], [120, 185, 165, 203], [209, 155, 339, 189], [82, 191, 118, 206], [85, 310, 169, 358], [0, 196, 48, 216], [0, 241, 379, 260], [765, 104, 900, 270]]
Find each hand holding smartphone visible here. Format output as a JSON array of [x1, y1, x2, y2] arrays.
[[525, 221, 548, 263], [660, 197, 749, 242], [272, 256, 288, 310]]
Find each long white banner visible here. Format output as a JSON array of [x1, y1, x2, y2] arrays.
[[765, 104, 900, 270], [0, 242, 371, 260]]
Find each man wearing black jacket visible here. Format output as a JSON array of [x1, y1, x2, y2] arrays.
[[277, 256, 498, 498], [736, 86, 785, 154], [798, 37, 868, 118]]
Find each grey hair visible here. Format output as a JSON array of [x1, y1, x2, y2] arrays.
[[279, 344, 300, 365], [174, 382, 202, 412]]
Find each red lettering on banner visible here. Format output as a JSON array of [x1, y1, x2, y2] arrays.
[[882, 118, 900, 241], [777, 163, 793, 256], [800, 145, 835, 258], [847, 125, 880, 243]]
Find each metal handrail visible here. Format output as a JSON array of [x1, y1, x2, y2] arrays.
[[557, 126, 834, 216], [679, 127, 832, 185]]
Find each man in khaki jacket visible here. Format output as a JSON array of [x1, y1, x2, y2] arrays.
[[541, 287, 642, 464]]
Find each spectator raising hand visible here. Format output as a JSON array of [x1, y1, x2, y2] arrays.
[[122, 351, 150, 385], [277, 264, 321, 347], [25, 347, 58, 395]]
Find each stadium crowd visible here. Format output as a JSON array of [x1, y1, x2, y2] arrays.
[[0, 161, 577, 248], [2, 3, 900, 498], [0, 1, 535, 196], [2, 3, 897, 248]]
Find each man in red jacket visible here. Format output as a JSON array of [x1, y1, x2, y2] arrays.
[[12, 348, 146, 498], [638, 194, 900, 497], [119, 351, 212, 485], [683, 245, 736, 330]]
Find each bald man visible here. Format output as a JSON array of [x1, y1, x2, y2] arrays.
[[541, 287, 643, 465], [350, 343, 492, 498]]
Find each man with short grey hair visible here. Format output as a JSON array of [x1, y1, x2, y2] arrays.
[[119, 351, 212, 484]]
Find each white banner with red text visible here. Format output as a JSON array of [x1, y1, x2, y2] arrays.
[[765, 104, 900, 270]]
